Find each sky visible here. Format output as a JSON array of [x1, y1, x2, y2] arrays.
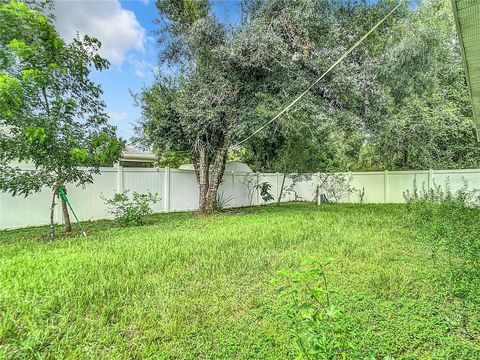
[[54, 0, 241, 143]]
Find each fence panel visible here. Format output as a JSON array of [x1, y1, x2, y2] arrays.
[[293, 177, 317, 202], [433, 169, 480, 192], [169, 169, 198, 211], [388, 171, 428, 203], [2, 167, 480, 230], [232, 172, 253, 207], [65, 169, 118, 222], [0, 186, 56, 229], [123, 168, 165, 214], [349, 172, 385, 203]]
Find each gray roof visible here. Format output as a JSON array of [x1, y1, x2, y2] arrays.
[[122, 146, 155, 161]]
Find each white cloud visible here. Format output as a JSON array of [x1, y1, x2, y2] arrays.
[[108, 112, 128, 121], [55, 0, 146, 65], [127, 54, 155, 78]]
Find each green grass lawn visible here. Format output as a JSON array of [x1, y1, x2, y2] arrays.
[[1, 203, 479, 359]]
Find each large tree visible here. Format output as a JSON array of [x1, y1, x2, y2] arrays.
[[137, 0, 479, 215], [135, 0, 289, 214], [0, 1, 124, 239], [231, 0, 404, 198], [136, 0, 404, 213]]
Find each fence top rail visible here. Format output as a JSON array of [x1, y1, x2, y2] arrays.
[[122, 168, 165, 173], [386, 170, 430, 175], [433, 168, 480, 174], [15, 165, 119, 173], [320, 169, 480, 176], [14, 163, 480, 175]]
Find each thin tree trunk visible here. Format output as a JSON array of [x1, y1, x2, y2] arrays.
[[205, 143, 228, 214], [197, 146, 209, 214], [403, 143, 409, 168], [60, 190, 72, 232], [277, 141, 291, 206], [276, 172, 287, 205], [49, 191, 56, 240]]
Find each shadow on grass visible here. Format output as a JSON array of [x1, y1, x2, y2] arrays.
[[0, 211, 197, 245], [0, 201, 407, 245]]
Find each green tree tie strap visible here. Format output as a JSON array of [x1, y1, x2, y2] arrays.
[[59, 188, 87, 237]]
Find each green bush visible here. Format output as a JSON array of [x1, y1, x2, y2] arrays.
[[103, 190, 159, 226], [404, 179, 480, 302]]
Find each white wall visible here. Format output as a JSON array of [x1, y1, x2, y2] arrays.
[[1, 167, 480, 230]]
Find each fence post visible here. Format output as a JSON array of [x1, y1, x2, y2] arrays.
[[231, 171, 235, 207], [317, 172, 321, 205], [428, 168, 434, 190], [384, 170, 389, 203], [116, 162, 124, 194], [164, 167, 170, 212], [348, 171, 352, 202]]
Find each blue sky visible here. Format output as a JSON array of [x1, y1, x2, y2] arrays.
[[54, 0, 241, 143], [90, 0, 159, 142]]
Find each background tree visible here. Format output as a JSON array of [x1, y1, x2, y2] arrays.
[[235, 0, 404, 199], [0, 1, 124, 239], [240, 0, 480, 172], [359, 0, 480, 170]]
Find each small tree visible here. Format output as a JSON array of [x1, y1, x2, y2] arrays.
[[0, 1, 124, 239]]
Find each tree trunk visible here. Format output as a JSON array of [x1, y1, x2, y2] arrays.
[[60, 191, 72, 232], [277, 140, 291, 206], [197, 146, 210, 214], [49, 191, 56, 240], [403, 143, 409, 168], [204, 143, 229, 215], [276, 172, 287, 205]]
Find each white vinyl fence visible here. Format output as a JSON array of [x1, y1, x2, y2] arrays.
[[1, 166, 479, 230]]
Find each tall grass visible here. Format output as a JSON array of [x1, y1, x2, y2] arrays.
[[404, 179, 480, 303]]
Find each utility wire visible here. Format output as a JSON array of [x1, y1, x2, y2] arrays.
[[233, 0, 405, 148]]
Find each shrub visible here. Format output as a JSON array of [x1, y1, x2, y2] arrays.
[[103, 191, 159, 226], [258, 181, 274, 202], [241, 176, 274, 205], [318, 173, 355, 203]]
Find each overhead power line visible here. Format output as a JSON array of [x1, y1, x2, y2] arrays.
[[233, 0, 405, 148]]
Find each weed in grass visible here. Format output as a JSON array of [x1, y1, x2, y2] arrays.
[[273, 258, 359, 359]]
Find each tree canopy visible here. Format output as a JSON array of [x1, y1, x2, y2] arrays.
[[238, 0, 480, 172], [0, 1, 124, 238], [136, 0, 479, 213]]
